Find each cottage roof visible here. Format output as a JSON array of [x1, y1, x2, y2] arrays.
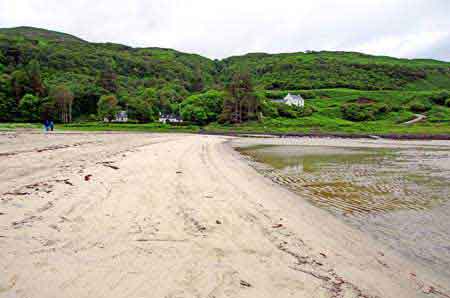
[[285, 93, 303, 100]]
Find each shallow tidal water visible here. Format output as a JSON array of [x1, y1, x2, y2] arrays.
[[237, 144, 450, 279]]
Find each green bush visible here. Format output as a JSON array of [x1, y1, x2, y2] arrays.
[[341, 99, 392, 122], [180, 90, 225, 124], [390, 104, 402, 112], [19, 93, 41, 121], [409, 99, 432, 113], [430, 91, 449, 105], [341, 103, 375, 121], [299, 106, 314, 117], [445, 98, 450, 107], [275, 103, 299, 118], [181, 105, 208, 124]]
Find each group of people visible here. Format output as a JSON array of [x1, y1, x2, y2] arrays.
[[44, 119, 54, 132]]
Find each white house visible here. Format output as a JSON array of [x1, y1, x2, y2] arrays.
[[104, 110, 128, 122], [272, 93, 305, 107], [114, 110, 128, 122], [159, 113, 183, 123]]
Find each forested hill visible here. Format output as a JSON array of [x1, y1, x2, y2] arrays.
[[220, 52, 450, 91], [0, 27, 218, 119], [0, 26, 449, 122]]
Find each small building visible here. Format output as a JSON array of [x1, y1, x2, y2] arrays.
[[159, 113, 183, 124], [105, 110, 128, 122], [114, 110, 128, 122], [272, 93, 305, 107]]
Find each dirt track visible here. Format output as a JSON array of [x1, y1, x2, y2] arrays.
[[1, 132, 449, 298]]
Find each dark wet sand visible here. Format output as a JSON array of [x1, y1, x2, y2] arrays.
[[235, 140, 450, 280]]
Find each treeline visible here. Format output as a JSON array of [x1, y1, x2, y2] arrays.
[[0, 55, 309, 125]]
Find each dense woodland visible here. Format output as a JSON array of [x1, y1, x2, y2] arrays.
[[0, 27, 449, 131]]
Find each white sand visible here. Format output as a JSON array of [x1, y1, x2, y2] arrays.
[[1, 132, 449, 298]]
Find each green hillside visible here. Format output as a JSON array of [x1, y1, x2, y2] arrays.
[[0, 26, 86, 43], [221, 51, 450, 91], [0, 27, 218, 119], [0, 26, 449, 135]]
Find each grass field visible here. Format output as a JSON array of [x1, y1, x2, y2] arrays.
[[2, 119, 448, 137]]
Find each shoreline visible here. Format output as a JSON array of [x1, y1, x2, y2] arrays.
[[2, 125, 450, 140], [1, 132, 449, 297], [201, 130, 450, 141]]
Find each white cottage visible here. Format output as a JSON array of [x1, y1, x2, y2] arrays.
[[104, 110, 128, 122], [159, 113, 183, 123], [114, 110, 128, 122], [284, 93, 304, 107], [272, 93, 304, 107]]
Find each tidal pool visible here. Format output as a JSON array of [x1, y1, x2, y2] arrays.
[[237, 144, 450, 279]]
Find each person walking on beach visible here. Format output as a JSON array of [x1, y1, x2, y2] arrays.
[[44, 119, 50, 132]]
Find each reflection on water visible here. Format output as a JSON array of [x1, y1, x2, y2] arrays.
[[237, 144, 450, 278]]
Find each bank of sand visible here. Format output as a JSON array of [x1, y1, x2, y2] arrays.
[[1, 131, 449, 298]]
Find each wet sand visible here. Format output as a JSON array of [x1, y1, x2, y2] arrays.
[[1, 132, 449, 298], [235, 140, 450, 280]]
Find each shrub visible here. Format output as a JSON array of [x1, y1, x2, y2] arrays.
[[391, 104, 402, 112], [376, 103, 391, 113], [299, 106, 314, 117], [341, 103, 375, 121], [445, 98, 450, 107], [260, 100, 279, 118], [275, 103, 299, 118], [430, 91, 449, 105], [301, 91, 316, 99], [409, 99, 432, 113]]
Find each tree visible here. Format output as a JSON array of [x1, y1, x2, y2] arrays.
[[27, 59, 45, 96], [0, 73, 13, 95], [220, 71, 259, 123], [0, 92, 16, 121], [97, 94, 119, 121], [181, 105, 208, 124], [155, 86, 176, 112], [190, 65, 204, 92], [0, 74, 16, 121], [50, 85, 74, 123], [127, 95, 156, 123], [180, 90, 225, 124], [0, 52, 6, 65], [39, 98, 57, 121], [98, 65, 118, 93], [140, 87, 175, 115], [19, 94, 41, 121], [71, 82, 105, 118], [11, 70, 31, 101]]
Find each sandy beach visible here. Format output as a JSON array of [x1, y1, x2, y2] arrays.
[[1, 131, 449, 298]]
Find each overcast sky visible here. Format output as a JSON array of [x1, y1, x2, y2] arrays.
[[1, 0, 449, 61]]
